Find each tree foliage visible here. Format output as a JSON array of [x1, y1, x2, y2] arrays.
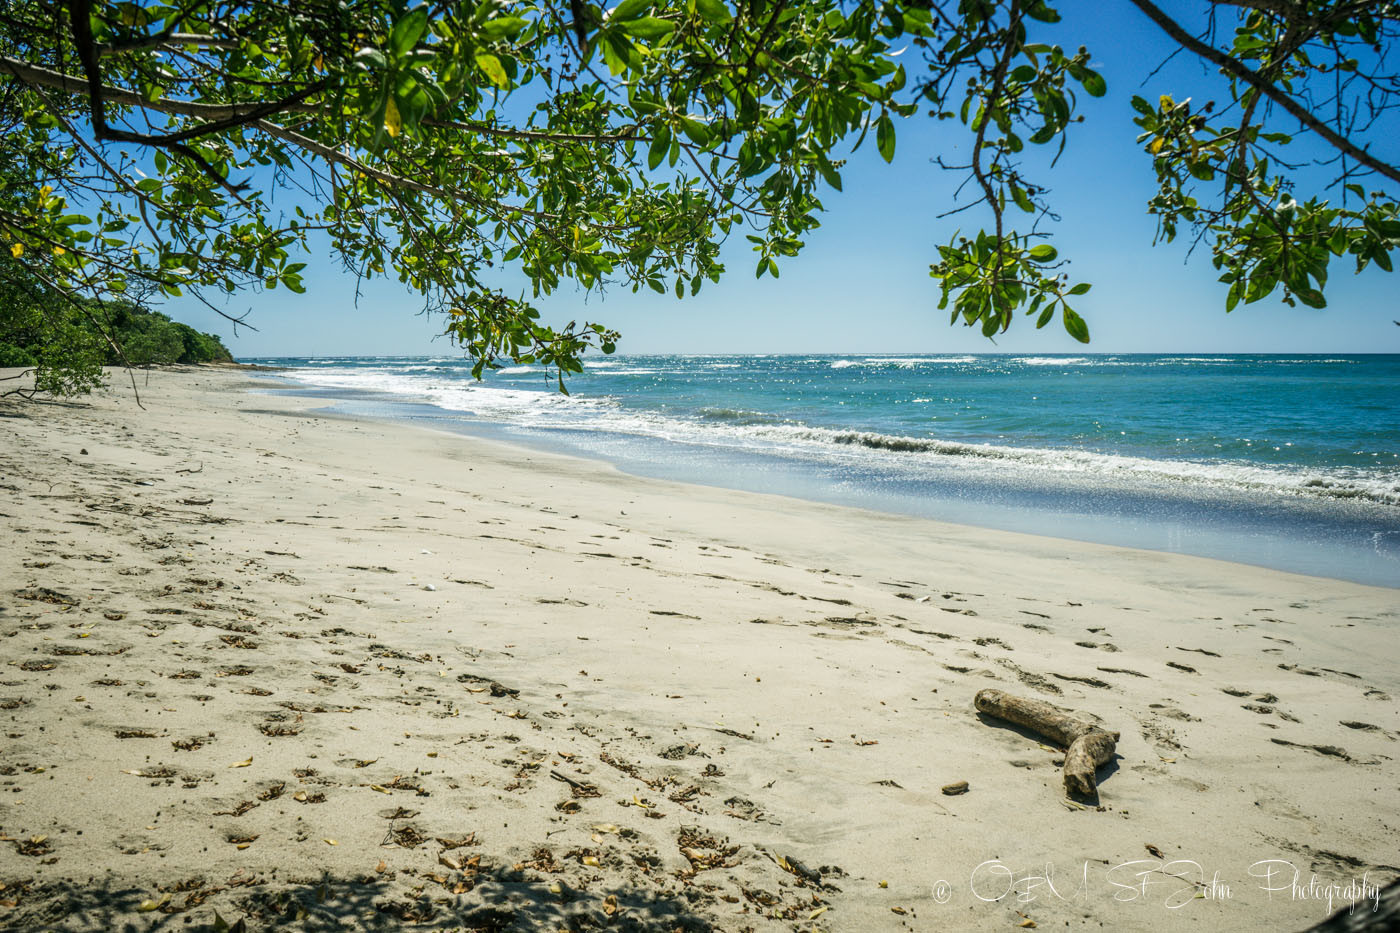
[[918, 0, 1399, 341], [0, 0, 1394, 384], [0, 0, 913, 388], [0, 260, 232, 398]]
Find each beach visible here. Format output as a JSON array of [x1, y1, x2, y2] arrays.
[[1, 364, 1396, 931]]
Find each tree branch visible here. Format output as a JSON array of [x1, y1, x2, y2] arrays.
[[1128, 0, 1400, 186], [100, 33, 243, 56], [0, 55, 317, 123]]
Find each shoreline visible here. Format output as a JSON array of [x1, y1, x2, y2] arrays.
[[252, 365, 1400, 590], [1, 365, 1397, 932]]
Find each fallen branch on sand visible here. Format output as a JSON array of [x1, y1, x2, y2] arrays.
[[974, 688, 1119, 796]]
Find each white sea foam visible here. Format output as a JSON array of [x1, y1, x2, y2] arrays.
[[830, 356, 977, 368], [1015, 356, 1091, 366], [278, 364, 1400, 508], [864, 356, 978, 366]]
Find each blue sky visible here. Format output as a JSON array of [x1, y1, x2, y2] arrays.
[[173, 3, 1400, 358]]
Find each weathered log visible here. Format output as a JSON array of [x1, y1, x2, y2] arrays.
[[974, 688, 1120, 796]]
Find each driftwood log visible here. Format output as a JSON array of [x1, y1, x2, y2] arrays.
[[974, 688, 1119, 795]]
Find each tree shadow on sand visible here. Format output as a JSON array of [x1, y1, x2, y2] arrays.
[[0, 869, 727, 933]]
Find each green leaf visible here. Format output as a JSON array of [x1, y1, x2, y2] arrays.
[[475, 52, 509, 88], [1067, 282, 1091, 295], [355, 47, 387, 70], [390, 8, 429, 58], [1078, 68, 1106, 97], [679, 117, 711, 146], [647, 126, 671, 169], [621, 16, 674, 39], [815, 153, 842, 191], [1292, 287, 1325, 307], [1062, 307, 1090, 343], [694, 0, 732, 24], [610, 0, 651, 22], [887, 64, 906, 94], [1188, 161, 1215, 181], [1029, 244, 1058, 262], [1011, 185, 1034, 213], [480, 16, 528, 39], [876, 113, 895, 163]]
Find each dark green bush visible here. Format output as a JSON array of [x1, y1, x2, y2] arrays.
[[0, 260, 233, 396], [0, 342, 37, 367]]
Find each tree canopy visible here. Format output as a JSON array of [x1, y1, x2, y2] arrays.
[[0, 0, 1396, 392]]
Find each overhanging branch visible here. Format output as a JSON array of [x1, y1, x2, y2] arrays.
[[0, 55, 318, 123], [1128, 0, 1400, 186]]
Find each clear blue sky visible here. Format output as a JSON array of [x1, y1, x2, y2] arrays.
[[173, 3, 1400, 358]]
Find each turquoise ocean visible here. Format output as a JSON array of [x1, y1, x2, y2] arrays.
[[245, 353, 1400, 587]]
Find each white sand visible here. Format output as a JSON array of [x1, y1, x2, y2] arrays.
[[0, 365, 1396, 931]]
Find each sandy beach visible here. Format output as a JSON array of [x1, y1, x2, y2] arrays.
[[1, 365, 1396, 932]]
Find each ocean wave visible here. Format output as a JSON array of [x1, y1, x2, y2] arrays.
[[1015, 356, 1092, 366], [696, 407, 779, 425], [276, 364, 1400, 508], [732, 424, 1400, 505], [829, 356, 979, 369], [866, 356, 978, 366]]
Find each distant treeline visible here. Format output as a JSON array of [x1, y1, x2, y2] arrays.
[[0, 262, 232, 396]]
